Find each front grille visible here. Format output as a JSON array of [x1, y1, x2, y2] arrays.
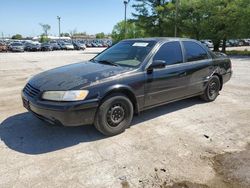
[[23, 83, 40, 98]]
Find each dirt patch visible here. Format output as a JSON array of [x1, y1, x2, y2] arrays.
[[121, 180, 130, 188], [212, 144, 250, 188], [165, 181, 209, 188], [137, 167, 209, 188]]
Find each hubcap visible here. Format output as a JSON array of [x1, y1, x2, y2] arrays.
[[208, 80, 219, 98], [107, 103, 125, 127]]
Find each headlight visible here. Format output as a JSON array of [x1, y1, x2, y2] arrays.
[[42, 90, 89, 101]]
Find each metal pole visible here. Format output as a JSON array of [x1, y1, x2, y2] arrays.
[[124, 1, 127, 38], [174, 0, 179, 37], [124, 0, 130, 38], [57, 16, 61, 38]]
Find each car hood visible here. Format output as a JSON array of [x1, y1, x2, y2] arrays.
[[29, 61, 133, 91]]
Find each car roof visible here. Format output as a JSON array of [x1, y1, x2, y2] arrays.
[[123, 37, 196, 43]]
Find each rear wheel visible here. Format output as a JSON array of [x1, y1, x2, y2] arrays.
[[94, 94, 133, 136], [201, 75, 221, 102]]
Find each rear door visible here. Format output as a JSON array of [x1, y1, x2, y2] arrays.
[[181, 41, 213, 94]]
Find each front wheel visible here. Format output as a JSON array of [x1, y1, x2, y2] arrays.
[[94, 94, 133, 136], [201, 75, 221, 102]]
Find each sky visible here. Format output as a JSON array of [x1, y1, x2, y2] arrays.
[[0, 0, 133, 37]]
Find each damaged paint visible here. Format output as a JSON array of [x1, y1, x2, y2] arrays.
[[29, 61, 133, 91]]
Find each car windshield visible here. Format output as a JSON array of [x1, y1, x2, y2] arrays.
[[12, 43, 22, 46], [93, 40, 156, 67]]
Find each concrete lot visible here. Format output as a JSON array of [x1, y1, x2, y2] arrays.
[[0, 49, 249, 188]]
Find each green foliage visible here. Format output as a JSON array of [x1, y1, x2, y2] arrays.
[[96, 32, 105, 39], [179, 0, 250, 51], [11, 34, 22, 40], [226, 49, 250, 56], [40, 34, 49, 43], [111, 20, 145, 43], [71, 32, 87, 37], [60, 33, 70, 37], [132, 0, 176, 37], [130, 0, 250, 51]]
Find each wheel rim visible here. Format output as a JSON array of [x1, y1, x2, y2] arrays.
[[106, 103, 125, 127], [208, 79, 219, 99]]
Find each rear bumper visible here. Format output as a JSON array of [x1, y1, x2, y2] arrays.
[[222, 70, 232, 84], [22, 92, 99, 126]]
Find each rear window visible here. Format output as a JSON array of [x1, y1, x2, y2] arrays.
[[183, 41, 208, 62]]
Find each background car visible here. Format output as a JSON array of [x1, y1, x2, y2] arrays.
[[41, 42, 53, 51], [59, 42, 74, 50], [9, 42, 24, 52], [200, 40, 214, 48], [0, 42, 8, 52], [72, 41, 86, 50], [49, 41, 61, 50], [24, 42, 41, 51]]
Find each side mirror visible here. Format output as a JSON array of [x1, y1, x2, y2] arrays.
[[147, 60, 166, 72]]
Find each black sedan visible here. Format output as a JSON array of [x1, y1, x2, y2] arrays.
[[41, 43, 53, 51], [22, 38, 232, 136], [25, 43, 41, 51]]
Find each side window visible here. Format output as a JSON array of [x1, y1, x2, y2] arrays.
[[183, 41, 209, 62], [153, 41, 183, 65]]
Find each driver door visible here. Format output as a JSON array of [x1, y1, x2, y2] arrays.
[[144, 41, 189, 108]]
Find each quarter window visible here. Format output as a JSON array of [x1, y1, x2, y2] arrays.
[[153, 42, 183, 65], [183, 41, 208, 62]]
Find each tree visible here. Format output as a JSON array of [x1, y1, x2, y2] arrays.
[[111, 20, 145, 43], [96, 32, 105, 39], [131, 0, 250, 52], [60, 33, 70, 37], [132, 0, 176, 37], [39, 23, 51, 36], [40, 34, 49, 43], [11, 34, 22, 40]]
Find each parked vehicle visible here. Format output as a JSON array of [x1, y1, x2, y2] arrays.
[[9, 42, 24, 52], [238, 39, 249, 46], [22, 38, 232, 136], [41, 43, 53, 51], [72, 41, 86, 50], [59, 42, 74, 50], [86, 43, 92, 47], [49, 42, 61, 50], [228, 39, 239, 47], [0, 42, 8, 52], [200, 40, 214, 48], [25, 42, 41, 51]]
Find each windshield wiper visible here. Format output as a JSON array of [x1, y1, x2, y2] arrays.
[[96, 60, 118, 66]]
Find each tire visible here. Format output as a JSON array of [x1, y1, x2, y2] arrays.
[[94, 94, 133, 136], [201, 75, 221, 102]]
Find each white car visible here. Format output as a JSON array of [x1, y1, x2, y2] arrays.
[[60, 42, 74, 50], [200, 40, 214, 48]]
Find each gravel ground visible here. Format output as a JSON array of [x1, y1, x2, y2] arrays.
[[0, 49, 249, 188]]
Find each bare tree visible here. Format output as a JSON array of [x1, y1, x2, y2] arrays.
[[39, 23, 51, 36]]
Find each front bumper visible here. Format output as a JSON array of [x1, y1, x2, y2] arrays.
[[11, 48, 24, 52], [22, 92, 99, 126]]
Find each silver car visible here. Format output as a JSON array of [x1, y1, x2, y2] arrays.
[[9, 42, 24, 52]]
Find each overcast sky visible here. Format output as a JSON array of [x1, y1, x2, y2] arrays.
[[0, 0, 133, 37]]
